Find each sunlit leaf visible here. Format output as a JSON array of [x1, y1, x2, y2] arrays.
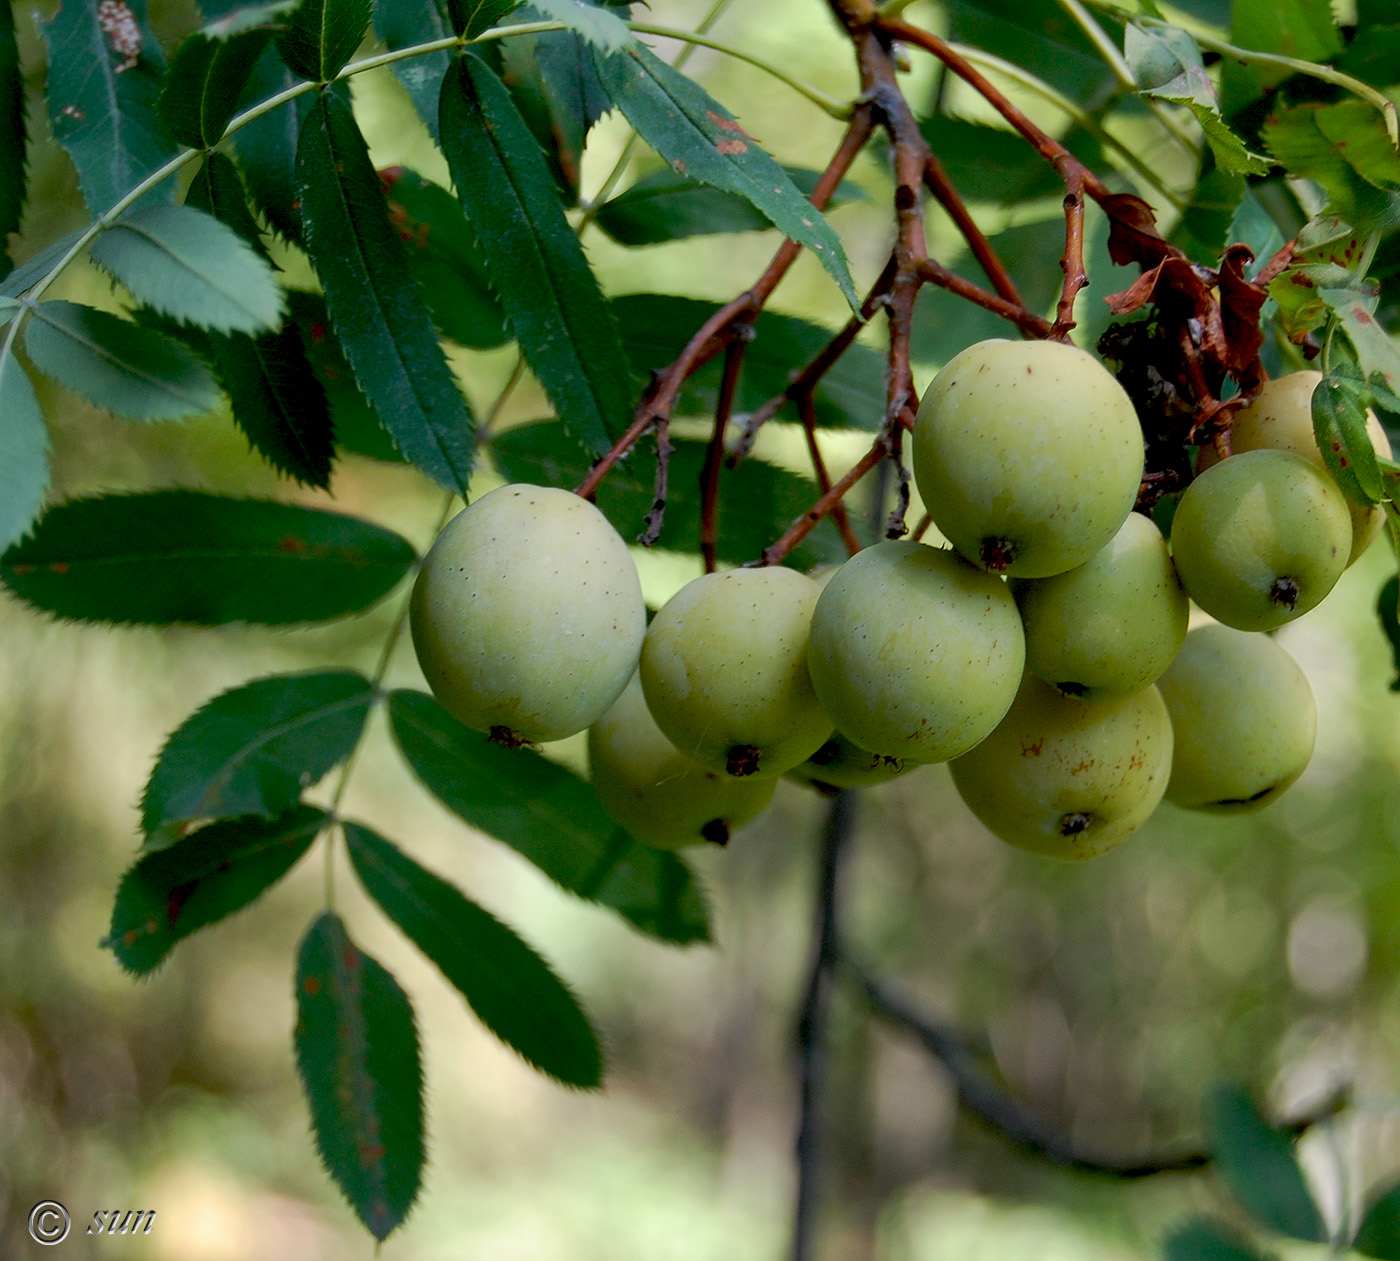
[[1313, 367, 1384, 504], [345, 823, 604, 1086], [0, 351, 49, 552], [0, 491, 416, 626], [1263, 105, 1400, 234], [105, 805, 325, 972], [388, 689, 710, 944], [295, 911, 423, 1242], [142, 671, 375, 849], [1222, 0, 1341, 116], [528, 0, 632, 50]]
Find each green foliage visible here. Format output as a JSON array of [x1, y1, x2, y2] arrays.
[[278, 0, 373, 81], [1355, 1180, 1400, 1258], [1313, 364, 1385, 504], [528, 0, 632, 51], [160, 27, 277, 149], [294, 911, 424, 1242], [375, 0, 454, 143], [0, 1, 26, 269], [589, 41, 858, 306], [0, 491, 416, 626], [296, 91, 475, 492], [39, 0, 176, 214], [141, 671, 375, 850], [1207, 1085, 1326, 1243], [439, 54, 632, 455], [0, 352, 48, 553], [1163, 1219, 1274, 1260], [387, 689, 710, 945], [106, 805, 326, 973], [24, 300, 222, 421], [1222, 0, 1342, 116], [345, 823, 604, 1087]]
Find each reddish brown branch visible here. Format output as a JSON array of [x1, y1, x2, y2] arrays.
[[799, 394, 862, 557], [700, 341, 748, 572], [762, 439, 889, 567], [923, 152, 1025, 309], [910, 511, 933, 542], [915, 260, 1053, 337], [1054, 174, 1089, 340]]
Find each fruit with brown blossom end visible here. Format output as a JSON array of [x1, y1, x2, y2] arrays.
[[949, 674, 1173, 859], [410, 484, 645, 745], [788, 730, 925, 791], [807, 541, 1024, 762], [589, 674, 776, 848], [912, 339, 1144, 578], [640, 567, 832, 778], [1169, 449, 1351, 631], [1155, 624, 1315, 813]]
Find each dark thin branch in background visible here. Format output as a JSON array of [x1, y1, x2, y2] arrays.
[[792, 791, 859, 1261], [762, 440, 887, 566], [799, 394, 863, 557], [639, 417, 673, 545], [844, 957, 1350, 1179], [922, 152, 1025, 309], [700, 340, 748, 571], [915, 259, 1054, 337]]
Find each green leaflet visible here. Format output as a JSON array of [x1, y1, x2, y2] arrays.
[[39, 0, 177, 215], [388, 689, 710, 945], [447, 0, 519, 38], [0, 1, 25, 271], [1313, 368, 1384, 505], [1222, 0, 1342, 116], [491, 420, 853, 566], [141, 671, 375, 850], [528, 0, 632, 50], [24, 300, 222, 421], [295, 911, 424, 1242], [595, 165, 867, 246], [1208, 1085, 1325, 1243], [89, 205, 284, 335], [160, 28, 276, 149], [1162, 1219, 1273, 1261], [590, 41, 858, 306], [0, 490, 416, 626], [296, 91, 474, 494], [278, 0, 373, 81], [1263, 104, 1400, 234], [375, 0, 454, 143], [345, 823, 604, 1087], [0, 351, 48, 552], [105, 805, 325, 973], [1355, 1179, 1400, 1258], [439, 55, 632, 456]]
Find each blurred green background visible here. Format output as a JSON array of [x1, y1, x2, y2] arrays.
[[5, 0, 1400, 1257]]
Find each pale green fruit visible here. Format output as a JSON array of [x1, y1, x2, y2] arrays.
[[787, 731, 925, 791], [1169, 449, 1351, 631], [640, 567, 832, 777], [410, 484, 645, 744], [912, 339, 1144, 577], [1229, 370, 1392, 565], [949, 675, 1173, 860], [1013, 512, 1188, 697], [588, 675, 775, 848], [807, 541, 1024, 762], [1156, 624, 1315, 813]]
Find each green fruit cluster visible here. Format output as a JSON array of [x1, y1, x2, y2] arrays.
[[409, 351, 1342, 859]]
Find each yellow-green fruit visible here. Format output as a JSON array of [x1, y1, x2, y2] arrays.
[[1156, 624, 1315, 813], [640, 567, 832, 777], [410, 484, 645, 744], [1013, 512, 1188, 697], [588, 675, 775, 848], [787, 731, 925, 791], [807, 541, 1024, 762], [912, 339, 1144, 577], [1170, 449, 1351, 631], [949, 675, 1173, 860], [1229, 370, 1392, 565]]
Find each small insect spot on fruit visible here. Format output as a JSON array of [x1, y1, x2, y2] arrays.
[[1270, 575, 1300, 609], [979, 537, 1016, 571], [726, 744, 763, 777], [701, 819, 731, 846], [1057, 811, 1093, 836]]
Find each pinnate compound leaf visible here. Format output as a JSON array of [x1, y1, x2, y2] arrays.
[[0, 2, 26, 266], [381, 168, 508, 349], [89, 205, 284, 335], [105, 805, 325, 973], [40, 0, 176, 215], [345, 823, 604, 1087], [374, 0, 454, 143], [446, 0, 519, 38], [160, 27, 276, 148], [1163, 1218, 1274, 1261], [591, 41, 857, 305], [24, 301, 221, 421], [0, 491, 416, 626], [186, 149, 268, 252], [595, 165, 866, 246], [388, 689, 710, 945], [0, 352, 49, 552], [528, 0, 632, 51], [1208, 1085, 1325, 1242], [1313, 369, 1384, 505], [492, 420, 852, 566], [1355, 1179, 1400, 1258], [142, 671, 374, 850], [278, 0, 372, 81], [295, 911, 423, 1242], [439, 55, 631, 456], [1263, 105, 1400, 234], [297, 91, 474, 493]]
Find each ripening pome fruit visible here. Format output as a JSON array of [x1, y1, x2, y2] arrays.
[[410, 484, 646, 745], [640, 566, 832, 777], [912, 338, 1145, 578]]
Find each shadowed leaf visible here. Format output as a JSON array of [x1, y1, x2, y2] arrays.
[[278, 0, 372, 81], [160, 27, 276, 148], [0, 1, 26, 268]]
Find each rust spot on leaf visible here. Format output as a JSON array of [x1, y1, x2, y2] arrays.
[[303, 975, 322, 995], [716, 139, 748, 155], [277, 535, 307, 555]]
